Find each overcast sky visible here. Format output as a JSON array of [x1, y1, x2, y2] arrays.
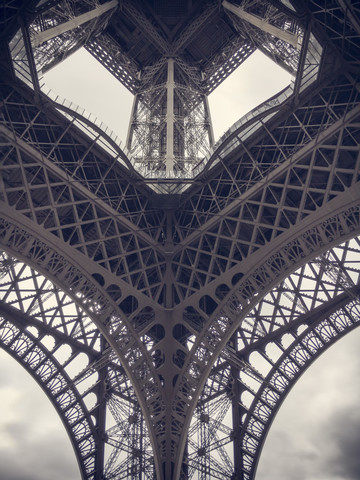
[[257, 328, 360, 480], [1, 47, 359, 480], [1, 329, 359, 480]]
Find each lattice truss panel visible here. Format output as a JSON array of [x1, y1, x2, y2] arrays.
[[28, 0, 117, 74], [128, 76, 212, 179], [0, 233, 359, 480], [1, 70, 359, 306], [303, 0, 360, 66], [184, 236, 360, 480], [0, 85, 171, 301], [171, 74, 360, 301], [21, 0, 307, 181], [223, 0, 303, 74], [128, 83, 167, 166], [0, 250, 156, 480]]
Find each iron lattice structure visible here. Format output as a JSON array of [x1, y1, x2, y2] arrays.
[[0, 1, 360, 479]]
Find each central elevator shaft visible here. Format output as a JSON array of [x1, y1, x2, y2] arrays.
[[166, 58, 175, 176], [126, 58, 214, 179]]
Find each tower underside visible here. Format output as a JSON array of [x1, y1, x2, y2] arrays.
[[0, 1, 360, 479]]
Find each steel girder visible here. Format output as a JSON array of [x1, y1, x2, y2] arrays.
[[29, 0, 119, 75], [0, 251, 155, 479], [1, 66, 360, 478], [0, 298, 105, 479], [295, 0, 360, 67], [1, 1, 360, 480], [0, 230, 359, 480]]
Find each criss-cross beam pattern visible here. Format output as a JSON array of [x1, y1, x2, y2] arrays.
[[1, 1, 360, 479], [0, 83, 169, 292], [298, 0, 360, 67], [171, 72, 360, 300], [30, 0, 119, 74], [185, 236, 360, 479], [0, 251, 155, 479], [0, 250, 106, 479], [0, 86, 170, 474], [0, 303, 104, 479]]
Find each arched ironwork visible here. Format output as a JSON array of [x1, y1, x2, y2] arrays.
[[0, 1, 360, 479]]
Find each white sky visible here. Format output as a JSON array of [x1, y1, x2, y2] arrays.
[[257, 328, 360, 480], [1, 46, 360, 480]]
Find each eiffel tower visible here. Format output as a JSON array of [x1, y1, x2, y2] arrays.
[[0, 1, 360, 479]]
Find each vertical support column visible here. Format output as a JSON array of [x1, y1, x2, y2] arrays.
[[95, 335, 108, 479], [203, 94, 215, 148], [126, 93, 139, 151], [164, 210, 174, 308], [166, 58, 175, 176], [230, 335, 244, 479], [20, 20, 41, 92]]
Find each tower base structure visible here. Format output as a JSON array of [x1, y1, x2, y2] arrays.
[[0, 1, 360, 479]]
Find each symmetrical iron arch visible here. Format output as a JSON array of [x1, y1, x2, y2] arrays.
[[0, 232, 359, 479], [0, 0, 360, 479]]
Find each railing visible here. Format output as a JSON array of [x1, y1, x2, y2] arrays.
[[195, 33, 323, 178], [193, 84, 294, 177], [40, 85, 135, 172], [9, 26, 323, 191], [42, 86, 129, 153]]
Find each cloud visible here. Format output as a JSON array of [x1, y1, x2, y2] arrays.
[[322, 408, 360, 479], [0, 448, 79, 480], [257, 328, 360, 480], [0, 414, 80, 480], [43, 49, 133, 143], [0, 350, 79, 480], [256, 429, 318, 480]]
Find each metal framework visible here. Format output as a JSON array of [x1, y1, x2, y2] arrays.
[[0, 1, 360, 479]]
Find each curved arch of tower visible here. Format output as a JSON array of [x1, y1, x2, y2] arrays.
[[0, 1, 359, 479]]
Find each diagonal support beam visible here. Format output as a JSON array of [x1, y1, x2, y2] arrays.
[[337, 0, 360, 36], [32, 0, 118, 47], [223, 0, 300, 49], [172, 2, 218, 54], [173, 102, 360, 255], [0, 123, 161, 254], [122, 0, 169, 54]]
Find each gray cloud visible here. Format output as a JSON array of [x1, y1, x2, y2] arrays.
[[256, 430, 318, 480], [0, 349, 79, 480], [257, 328, 360, 480], [0, 449, 79, 480], [323, 408, 360, 480], [0, 417, 79, 480]]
